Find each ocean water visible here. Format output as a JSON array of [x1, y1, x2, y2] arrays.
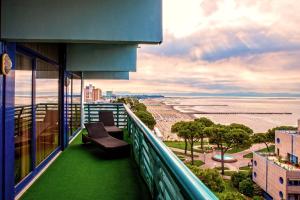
[[164, 97, 300, 133]]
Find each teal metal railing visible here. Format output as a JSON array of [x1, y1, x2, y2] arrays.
[[84, 103, 218, 200], [84, 103, 127, 128]]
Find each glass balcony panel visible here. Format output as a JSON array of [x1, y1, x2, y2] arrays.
[[14, 53, 33, 184]]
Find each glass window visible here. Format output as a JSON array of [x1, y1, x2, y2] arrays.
[[35, 59, 59, 165], [14, 53, 33, 184], [277, 138, 280, 143], [279, 191, 283, 199], [279, 177, 284, 184]]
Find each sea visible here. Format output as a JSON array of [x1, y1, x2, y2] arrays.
[[163, 96, 300, 133]]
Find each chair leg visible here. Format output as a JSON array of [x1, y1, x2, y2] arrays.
[[82, 134, 89, 144]]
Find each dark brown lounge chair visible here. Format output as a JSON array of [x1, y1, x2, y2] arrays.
[[99, 111, 124, 140], [83, 122, 129, 154]]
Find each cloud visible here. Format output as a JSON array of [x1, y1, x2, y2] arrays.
[[88, 0, 300, 95]]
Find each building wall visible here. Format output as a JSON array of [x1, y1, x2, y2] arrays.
[[253, 153, 267, 191], [292, 135, 300, 159], [253, 153, 300, 200], [275, 131, 293, 159], [286, 171, 300, 194], [267, 162, 287, 200]]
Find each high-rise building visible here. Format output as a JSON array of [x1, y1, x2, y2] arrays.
[[84, 84, 102, 102], [92, 88, 102, 102]]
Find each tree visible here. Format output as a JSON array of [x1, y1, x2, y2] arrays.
[[171, 121, 188, 154], [218, 192, 245, 200], [194, 117, 214, 127], [252, 133, 273, 152], [231, 171, 248, 188], [172, 121, 204, 164], [186, 122, 205, 164], [188, 165, 225, 193], [229, 123, 253, 135], [206, 125, 252, 175], [239, 178, 254, 197], [134, 110, 156, 130], [194, 118, 214, 150], [267, 126, 297, 141]]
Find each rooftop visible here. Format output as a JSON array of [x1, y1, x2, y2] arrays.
[[256, 152, 300, 171], [20, 130, 151, 200]]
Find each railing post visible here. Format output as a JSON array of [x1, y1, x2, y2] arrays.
[[87, 104, 91, 123], [116, 104, 120, 127]]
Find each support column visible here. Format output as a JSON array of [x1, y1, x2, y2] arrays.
[[81, 75, 85, 129], [3, 42, 16, 200]]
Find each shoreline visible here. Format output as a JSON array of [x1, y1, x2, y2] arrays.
[[143, 97, 299, 136]]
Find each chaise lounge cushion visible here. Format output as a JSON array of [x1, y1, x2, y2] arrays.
[[84, 122, 129, 151], [91, 137, 129, 149]]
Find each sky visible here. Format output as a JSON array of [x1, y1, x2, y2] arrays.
[[87, 0, 300, 96]]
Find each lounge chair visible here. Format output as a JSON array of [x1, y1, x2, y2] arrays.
[[83, 122, 129, 155], [99, 111, 124, 140]]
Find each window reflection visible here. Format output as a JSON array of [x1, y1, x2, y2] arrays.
[[15, 54, 33, 184], [35, 59, 59, 165]]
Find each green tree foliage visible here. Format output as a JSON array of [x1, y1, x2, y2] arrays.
[[253, 196, 264, 200], [194, 117, 214, 127], [218, 192, 246, 200], [229, 123, 253, 135], [171, 121, 189, 154], [267, 126, 297, 141], [188, 165, 225, 193], [239, 178, 254, 197], [206, 125, 252, 175], [134, 110, 156, 130], [231, 171, 248, 188], [132, 102, 147, 112], [253, 183, 263, 197], [252, 133, 273, 152], [119, 98, 157, 130]]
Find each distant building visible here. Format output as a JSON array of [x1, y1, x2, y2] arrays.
[[84, 84, 102, 102], [106, 91, 113, 98], [253, 120, 300, 200], [92, 88, 102, 102]]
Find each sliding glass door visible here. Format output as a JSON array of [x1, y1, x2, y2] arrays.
[[14, 53, 33, 184], [14, 49, 60, 185], [35, 59, 59, 165]]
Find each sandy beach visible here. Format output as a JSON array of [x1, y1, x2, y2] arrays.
[[143, 97, 300, 139], [142, 98, 194, 140]]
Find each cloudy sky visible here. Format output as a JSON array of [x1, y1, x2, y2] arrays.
[[88, 0, 300, 96]]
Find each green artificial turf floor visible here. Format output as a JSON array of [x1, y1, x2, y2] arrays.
[[21, 131, 150, 200]]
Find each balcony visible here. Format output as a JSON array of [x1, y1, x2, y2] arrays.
[[20, 103, 217, 200]]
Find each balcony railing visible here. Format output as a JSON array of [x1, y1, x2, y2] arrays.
[[84, 103, 218, 200], [84, 103, 127, 128]]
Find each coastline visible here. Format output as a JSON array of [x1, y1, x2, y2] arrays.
[[143, 97, 300, 135], [142, 98, 194, 141]]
